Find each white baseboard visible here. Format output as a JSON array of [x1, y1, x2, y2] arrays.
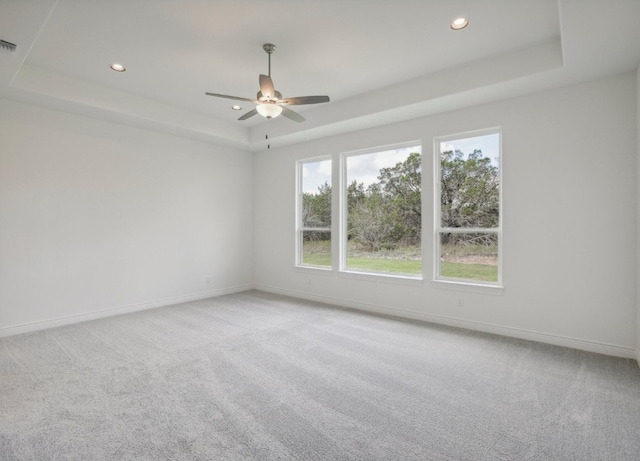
[[256, 285, 638, 360], [0, 284, 254, 338], [4, 283, 636, 363]]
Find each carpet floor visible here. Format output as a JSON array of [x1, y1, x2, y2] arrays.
[[1, 290, 639, 460]]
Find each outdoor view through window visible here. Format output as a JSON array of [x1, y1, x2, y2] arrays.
[[299, 158, 332, 268], [345, 145, 422, 276], [437, 131, 501, 284], [299, 133, 498, 285]]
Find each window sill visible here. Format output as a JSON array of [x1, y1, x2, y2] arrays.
[[294, 265, 424, 286], [339, 270, 423, 286], [295, 265, 333, 275], [431, 279, 504, 295]]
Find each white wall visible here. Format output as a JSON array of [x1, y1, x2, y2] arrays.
[[254, 72, 638, 358], [0, 99, 254, 334]]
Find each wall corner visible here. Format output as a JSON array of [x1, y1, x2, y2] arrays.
[[636, 64, 640, 367]]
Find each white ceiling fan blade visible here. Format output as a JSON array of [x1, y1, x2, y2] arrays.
[[238, 108, 259, 120], [206, 92, 257, 103], [280, 106, 305, 123], [259, 74, 276, 100], [279, 95, 330, 105]]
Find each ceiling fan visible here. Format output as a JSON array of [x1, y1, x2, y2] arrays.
[[205, 44, 330, 122]]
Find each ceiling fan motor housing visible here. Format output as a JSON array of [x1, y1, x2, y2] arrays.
[[263, 43, 276, 54], [257, 90, 282, 103]]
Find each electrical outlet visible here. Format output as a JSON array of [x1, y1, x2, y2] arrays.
[[457, 298, 464, 307]]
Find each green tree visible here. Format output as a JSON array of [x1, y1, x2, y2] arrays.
[[440, 149, 499, 245], [345, 180, 366, 239], [302, 181, 331, 240], [377, 152, 421, 244], [347, 152, 422, 250], [349, 183, 396, 251]]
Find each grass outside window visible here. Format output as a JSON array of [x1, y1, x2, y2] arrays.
[[303, 240, 497, 280]]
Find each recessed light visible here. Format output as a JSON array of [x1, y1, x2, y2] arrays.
[[232, 105, 242, 111], [110, 63, 126, 72], [450, 17, 469, 30]]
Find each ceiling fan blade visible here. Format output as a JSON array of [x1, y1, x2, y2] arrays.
[[238, 108, 259, 121], [279, 95, 330, 105], [205, 92, 257, 103], [281, 106, 305, 123], [259, 74, 276, 100]]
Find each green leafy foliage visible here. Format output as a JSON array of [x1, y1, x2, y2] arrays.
[[440, 149, 499, 246], [349, 152, 422, 251], [301, 148, 499, 279], [302, 181, 331, 231], [438, 148, 499, 281]]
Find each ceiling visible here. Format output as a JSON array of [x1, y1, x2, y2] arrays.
[[1, 0, 639, 152]]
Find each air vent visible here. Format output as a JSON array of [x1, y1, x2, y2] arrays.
[[0, 40, 17, 53]]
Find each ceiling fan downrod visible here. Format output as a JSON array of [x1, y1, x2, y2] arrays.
[[263, 43, 275, 77]]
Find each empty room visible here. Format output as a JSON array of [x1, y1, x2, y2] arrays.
[[1, 0, 639, 459]]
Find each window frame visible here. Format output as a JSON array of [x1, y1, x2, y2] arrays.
[[339, 141, 423, 279], [295, 156, 333, 270], [433, 128, 503, 288]]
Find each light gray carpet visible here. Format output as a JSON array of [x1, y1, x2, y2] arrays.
[[1, 290, 639, 460]]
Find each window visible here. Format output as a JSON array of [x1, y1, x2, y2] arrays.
[[435, 130, 501, 285], [297, 158, 332, 268], [342, 143, 422, 277]]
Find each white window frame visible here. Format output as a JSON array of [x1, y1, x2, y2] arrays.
[[295, 156, 332, 270], [433, 128, 502, 288], [339, 141, 423, 280]]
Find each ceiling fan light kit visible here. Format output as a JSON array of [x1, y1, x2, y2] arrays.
[[256, 103, 282, 119], [205, 43, 330, 123]]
